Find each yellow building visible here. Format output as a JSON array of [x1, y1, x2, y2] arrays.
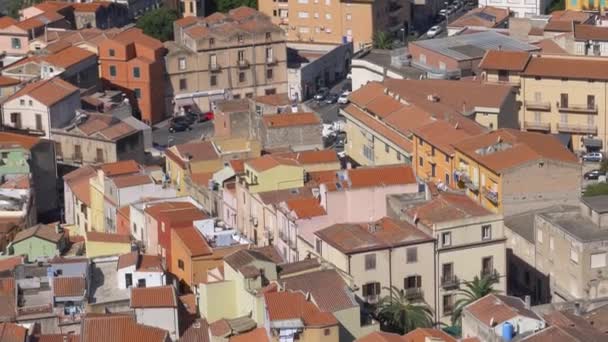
[[412, 120, 480, 188], [243, 154, 305, 193], [165, 141, 222, 195], [257, 0, 410, 51], [453, 129, 580, 215], [85, 231, 131, 258]]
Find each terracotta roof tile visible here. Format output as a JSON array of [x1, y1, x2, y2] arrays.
[[111, 174, 152, 188], [254, 93, 291, 106], [315, 217, 432, 254], [42, 45, 96, 69], [0, 256, 23, 272], [449, 6, 509, 29], [323, 165, 416, 191], [518, 326, 576, 342], [283, 269, 357, 312], [401, 328, 457, 342], [172, 140, 219, 163], [534, 39, 567, 54], [0, 132, 40, 150], [117, 252, 163, 272], [228, 6, 259, 21], [574, 23, 608, 41], [81, 314, 169, 342], [5, 77, 78, 107], [144, 201, 196, 218], [0, 322, 27, 342], [465, 294, 541, 327], [406, 193, 492, 226], [86, 231, 130, 243], [544, 20, 574, 32], [181, 319, 210, 342], [73, 2, 111, 12], [343, 104, 413, 152], [33, 333, 80, 342], [100, 160, 140, 177], [479, 50, 531, 71], [412, 120, 478, 155], [284, 197, 326, 219], [53, 276, 86, 297], [0, 16, 18, 29], [521, 54, 608, 80], [130, 285, 177, 308], [262, 112, 320, 128], [356, 331, 406, 342], [224, 248, 277, 274], [246, 154, 300, 172], [551, 9, 592, 22], [454, 129, 579, 173], [209, 318, 231, 337], [0, 278, 16, 321], [13, 224, 64, 244], [63, 165, 97, 206], [0, 76, 20, 87], [189, 172, 214, 187], [229, 328, 269, 342], [98, 121, 137, 141], [110, 28, 163, 50], [264, 291, 338, 327], [278, 258, 320, 276], [174, 16, 199, 27], [174, 225, 213, 257]]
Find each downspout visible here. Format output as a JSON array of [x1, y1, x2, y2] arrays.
[[389, 248, 393, 299], [434, 238, 439, 325]]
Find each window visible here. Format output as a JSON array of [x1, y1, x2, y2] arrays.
[[315, 238, 322, 254], [404, 275, 422, 289], [588, 95, 596, 109], [591, 253, 606, 268], [109, 65, 116, 77], [210, 75, 217, 86], [365, 254, 376, 270], [11, 38, 21, 49], [362, 282, 380, 297], [325, 13, 332, 19], [265, 88, 276, 95], [324, 329, 331, 336], [179, 78, 187, 90], [10, 113, 21, 128], [178, 57, 186, 70], [560, 93, 569, 108], [109, 48, 115, 57], [299, 27, 310, 33], [265, 32, 271, 41], [133, 67, 140, 78], [298, 0, 308, 3], [238, 49, 245, 62], [443, 294, 454, 314], [441, 232, 451, 247], [19, 99, 24, 106], [237, 34, 244, 43], [537, 229, 543, 243], [570, 247, 579, 264], [439, 61, 446, 70], [178, 259, 185, 270], [239, 72, 245, 83], [549, 236, 554, 251], [482, 256, 493, 275], [385, 143, 390, 153], [397, 152, 402, 161], [419, 156, 423, 166], [419, 138, 424, 146], [431, 164, 436, 177], [346, 13, 352, 20], [419, 54, 427, 64], [96, 148, 103, 162], [298, 11, 309, 18], [134, 88, 141, 99], [137, 279, 146, 288], [482, 225, 491, 240], [133, 223, 137, 233], [266, 69, 273, 80], [406, 247, 417, 263], [498, 69, 508, 81], [266, 47, 273, 62], [314, 12, 319, 18], [28, 100, 32, 106], [209, 54, 217, 68], [35, 114, 42, 131]]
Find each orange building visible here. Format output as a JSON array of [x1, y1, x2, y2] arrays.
[[98, 28, 166, 124]]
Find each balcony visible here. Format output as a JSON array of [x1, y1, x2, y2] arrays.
[[266, 57, 277, 65], [481, 268, 499, 281], [425, 151, 436, 164], [404, 287, 424, 300], [523, 121, 551, 132], [278, 230, 287, 242], [364, 294, 379, 304], [71, 153, 83, 164], [557, 123, 598, 135], [288, 238, 297, 249], [209, 63, 221, 72], [237, 59, 249, 68], [525, 100, 551, 111], [558, 103, 598, 114], [483, 188, 499, 206], [441, 274, 459, 289]]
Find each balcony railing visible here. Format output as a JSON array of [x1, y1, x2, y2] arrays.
[[523, 121, 551, 132], [558, 103, 598, 114], [288, 239, 297, 249], [364, 294, 379, 304], [443, 305, 455, 315], [278, 230, 287, 241], [441, 274, 459, 289], [556, 123, 598, 135], [404, 287, 424, 300], [72, 154, 83, 163], [237, 59, 249, 68], [209, 63, 220, 72], [266, 57, 277, 65], [483, 188, 499, 206], [525, 101, 551, 111], [481, 268, 499, 280], [411, 60, 461, 79]]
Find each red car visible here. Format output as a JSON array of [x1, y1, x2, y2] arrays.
[[201, 111, 214, 122]]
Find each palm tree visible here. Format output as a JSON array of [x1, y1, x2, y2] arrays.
[[451, 275, 499, 326], [373, 31, 393, 50], [376, 286, 433, 334]]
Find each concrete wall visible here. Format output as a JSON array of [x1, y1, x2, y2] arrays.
[[11, 236, 60, 262], [116, 265, 164, 289], [260, 124, 323, 151], [135, 307, 179, 341], [86, 240, 131, 258]]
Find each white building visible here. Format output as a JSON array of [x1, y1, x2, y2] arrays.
[[116, 251, 166, 289], [130, 285, 179, 341], [477, 0, 548, 18], [1, 77, 80, 138]]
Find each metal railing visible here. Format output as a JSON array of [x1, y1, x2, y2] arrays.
[[404, 287, 424, 299], [556, 123, 597, 135], [481, 268, 499, 280], [483, 188, 499, 205], [523, 121, 551, 131], [525, 101, 551, 111], [441, 274, 459, 289], [558, 103, 598, 114], [237, 59, 249, 68]]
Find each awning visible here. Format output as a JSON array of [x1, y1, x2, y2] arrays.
[[552, 133, 572, 148], [583, 137, 603, 148]]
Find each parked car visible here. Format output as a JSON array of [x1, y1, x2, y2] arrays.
[[427, 25, 443, 38], [439, 9, 448, 16], [584, 169, 605, 180], [200, 111, 214, 122], [314, 88, 329, 101], [583, 152, 603, 162], [168, 121, 192, 133], [338, 93, 350, 104], [324, 94, 338, 104], [173, 115, 195, 125]]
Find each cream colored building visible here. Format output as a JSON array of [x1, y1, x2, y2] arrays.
[[167, 7, 288, 114], [258, 0, 410, 51], [391, 192, 507, 324]]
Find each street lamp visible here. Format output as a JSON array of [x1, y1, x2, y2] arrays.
[[400, 28, 406, 44], [444, 1, 450, 27]]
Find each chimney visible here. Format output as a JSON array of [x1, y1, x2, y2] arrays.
[[524, 295, 531, 309]]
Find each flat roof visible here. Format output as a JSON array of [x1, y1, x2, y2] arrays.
[[504, 205, 576, 243], [354, 49, 425, 79], [540, 210, 608, 243], [411, 31, 539, 61], [581, 195, 608, 213]]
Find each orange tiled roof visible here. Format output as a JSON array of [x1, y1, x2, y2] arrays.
[[229, 328, 270, 342], [130, 285, 177, 308], [285, 197, 326, 219], [356, 331, 406, 342], [262, 112, 320, 128], [110, 28, 163, 51], [0, 132, 40, 150], [53, 276, 86, 297], [274, 149, 338, 165], [42, 45, 96, 69], [81, 314, 169, 342], [0, 76, 20, 87], [465, 294, 541, 327], [86, 231, 130, 244], [449, 6, 509, 29], [0, 16, 17, 29], [405, 193, 492, 226], [174, 225, 213, 257], [100, 160, 140, 177], [323, 165, 416, 191], [32, 334, 80, 342], [63, 165, 97, 206], [13, 224, 64, 244], [574, 23, 608, 41], [174, 16, 199, 27], [315, 217, 432, 254], [254, 93, 291, 106], [454, 128, 579, 173], [0, 256, 23, 272], [73, 2, 111, 12], [246, 154, 300, 172], [521, 54, 608, 80], [5, 77, 78, 107], [412, 120, 478, 155], [343, 104, 413, 152], [264, 291, 338, 327], [111, 174, 152, 188], [0, 323, 27, 342], [479, 50, 531, 71], [402, 328, 457, 342], [534, 39, 567, 54]]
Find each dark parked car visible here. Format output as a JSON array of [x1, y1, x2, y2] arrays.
[[314, 88, 329, 101], [325, 94, 339, 104], [584, 169, 605, 180], [169, 121, 192, 133], [173, 115, 195, 125]]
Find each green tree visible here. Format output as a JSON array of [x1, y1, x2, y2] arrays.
[[376, 286, 433, 334], [584, 182, 608, 197], [135, 8, 178, 42], [4, 0, 43, 19], [373, 31, 393, 50], [215, 0, 257, 13], [451, 275, 499, 326]]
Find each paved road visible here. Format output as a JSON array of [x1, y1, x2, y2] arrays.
[[418, 6, 469, 40], [152, 119, 214, 148]]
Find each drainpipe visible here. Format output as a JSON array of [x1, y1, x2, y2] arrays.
[[389, 248, 393, 299], [434, 238, 439, 325]]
